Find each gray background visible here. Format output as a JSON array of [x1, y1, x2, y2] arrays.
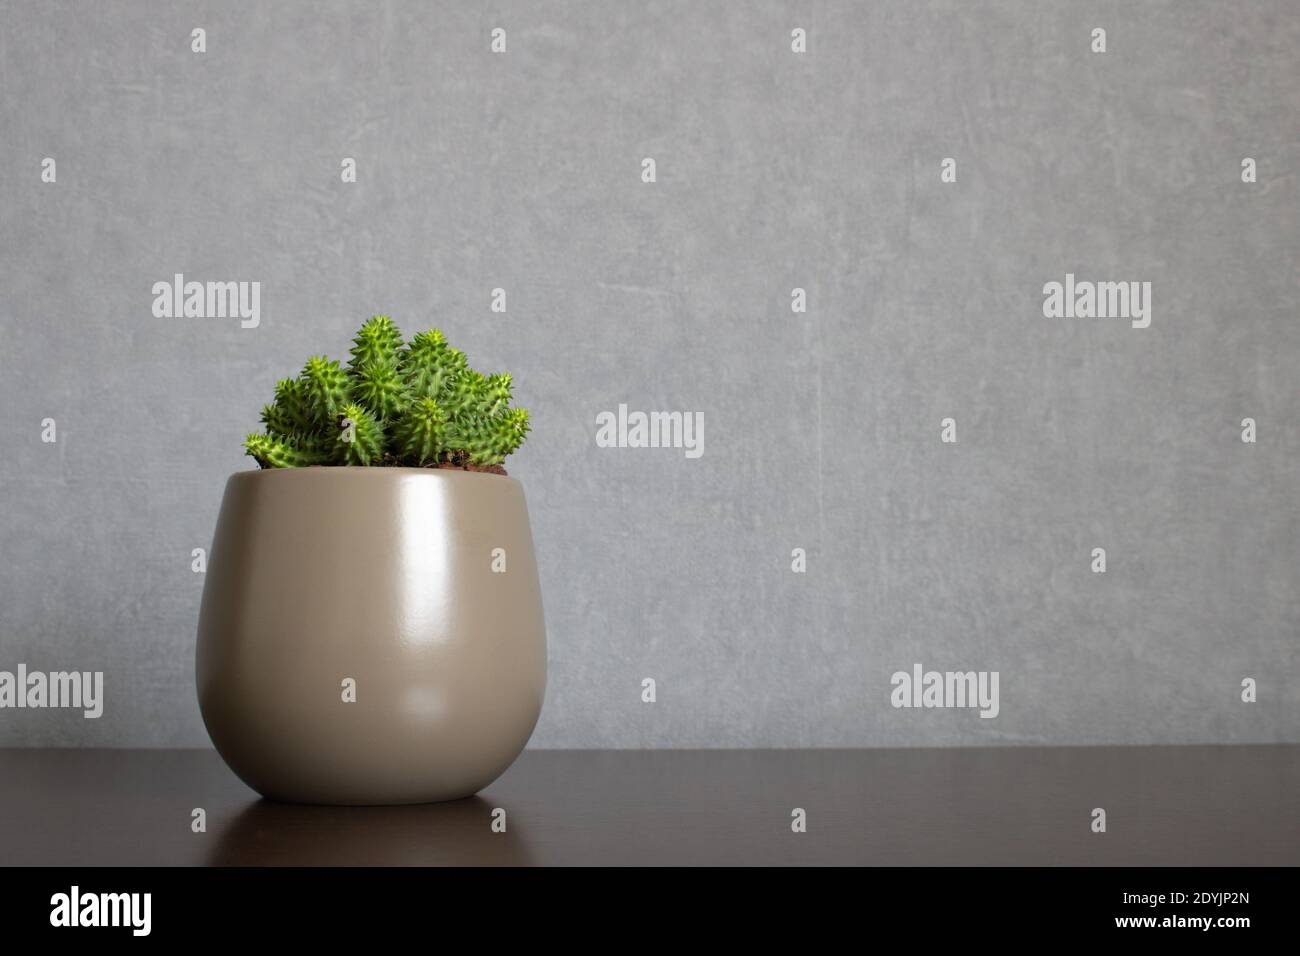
[[1, 1, 1296, 748]]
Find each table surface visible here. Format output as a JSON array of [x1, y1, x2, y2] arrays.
[[1, 746, 1296, 866]]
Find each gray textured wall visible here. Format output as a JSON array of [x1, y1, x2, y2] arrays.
[[1, 1, 1296, 748]]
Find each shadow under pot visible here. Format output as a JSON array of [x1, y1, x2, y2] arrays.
[[196, 467, 547, 805]]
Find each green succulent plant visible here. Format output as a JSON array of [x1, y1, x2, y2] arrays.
[[243, 316, 530, 471]]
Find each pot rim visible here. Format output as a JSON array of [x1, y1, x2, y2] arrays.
[[229, 466, 521, 487]]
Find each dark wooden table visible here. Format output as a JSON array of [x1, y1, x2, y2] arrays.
[[1, 747, 1296, 866]]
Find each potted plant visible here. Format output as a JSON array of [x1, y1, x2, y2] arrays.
[[196, 316, 546, 805]]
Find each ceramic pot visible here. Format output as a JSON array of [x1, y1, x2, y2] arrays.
[[196, 468, 546, 805]]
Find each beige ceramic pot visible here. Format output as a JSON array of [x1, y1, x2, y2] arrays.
[[196, 468, 547, 805]]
